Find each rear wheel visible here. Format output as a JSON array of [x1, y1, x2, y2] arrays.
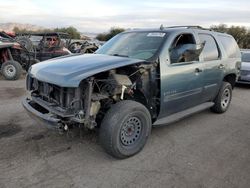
[[211, 82, 232, 113], [1, 60, 22, 80], [99, 100, 152, 159]]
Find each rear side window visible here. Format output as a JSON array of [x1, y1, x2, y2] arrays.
[[218, 35, 239, 58], [242, 52, 250, 62], [198, 34, 220, 61]]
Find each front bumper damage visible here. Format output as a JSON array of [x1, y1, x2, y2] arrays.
[[22, 96, 89, 130], [22, 98, 62, 129], [22, 76, 99, 130]]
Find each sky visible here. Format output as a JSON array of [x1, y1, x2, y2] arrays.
[[0, 0, 250, 33]]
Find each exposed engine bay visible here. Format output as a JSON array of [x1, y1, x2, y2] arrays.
[[26, 63, 160, 130]]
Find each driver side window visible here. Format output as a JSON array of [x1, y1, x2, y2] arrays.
[[169, 34, 197, 64]]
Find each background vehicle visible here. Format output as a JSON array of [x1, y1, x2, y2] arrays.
[[68, 40, 99, 54], [23, 26, 241, 159], [0, 41, 23, 80], [0, 32, 72, 80], [16, 32, 71, 62], [0, 32, 27, 80], [237, 49, 250, 84]]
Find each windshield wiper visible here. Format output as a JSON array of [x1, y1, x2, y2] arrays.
[[111, 53, 129, 58]]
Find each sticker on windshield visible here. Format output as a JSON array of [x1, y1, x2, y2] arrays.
[[147, 32, 165, 37]]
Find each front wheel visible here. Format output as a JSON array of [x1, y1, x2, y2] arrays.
[[211, 81, 232, 113], [99, 100, 152, 159]]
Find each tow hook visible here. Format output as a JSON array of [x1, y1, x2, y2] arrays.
[[58, 123, 69, 134], [64, 124, 69, 131]]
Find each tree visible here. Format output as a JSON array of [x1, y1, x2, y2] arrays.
[[96, 27, 125, 41], [12, 26, 81, 39], [210, 24, 228, 33], [13, 26, 28, 34], [54, 26, 81, 39], [95, 33, 107, 41], [228, 26, 248, 48], [243, 32, 250, 49]]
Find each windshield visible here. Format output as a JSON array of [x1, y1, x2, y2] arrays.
[[242, 52, 250, 62], [96, 31, 167, 60]]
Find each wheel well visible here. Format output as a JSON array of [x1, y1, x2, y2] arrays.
[[223, 74, 236, 88], [131, 90, 148, 109]]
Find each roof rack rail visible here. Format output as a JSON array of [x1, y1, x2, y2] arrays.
[[160, 25, 212, 31]]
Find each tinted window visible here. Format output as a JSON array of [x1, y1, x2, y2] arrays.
[[242, 52, 250, 62], [218, 35, 239, 58], [199, 34, 219, 61]]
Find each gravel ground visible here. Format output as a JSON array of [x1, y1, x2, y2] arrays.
[[0, 77, 249, 188]]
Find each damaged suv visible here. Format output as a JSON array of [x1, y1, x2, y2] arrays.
[[23, 26, 241, 158]]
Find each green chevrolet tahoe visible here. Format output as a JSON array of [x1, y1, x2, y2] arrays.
[[23, 26, 241, 158]]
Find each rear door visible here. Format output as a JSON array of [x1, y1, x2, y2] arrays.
[[196, 32, 224, 102]]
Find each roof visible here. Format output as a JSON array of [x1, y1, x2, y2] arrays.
[[124, 25, 229, 36]]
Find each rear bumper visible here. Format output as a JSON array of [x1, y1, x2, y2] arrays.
[[236, 80, 250, 84], [237, 76, 250, 84], [22, 98, 61, 129]]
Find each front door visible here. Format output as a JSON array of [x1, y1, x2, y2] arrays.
[[158, 32, 204, 118]]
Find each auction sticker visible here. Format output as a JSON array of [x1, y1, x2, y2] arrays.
[[147, 32, 165, 37]]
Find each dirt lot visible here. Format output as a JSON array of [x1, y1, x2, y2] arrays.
[[0, 77, 249, 188]]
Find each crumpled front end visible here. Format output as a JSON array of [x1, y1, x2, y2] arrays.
[[22, 74, 98, 130], [23, 60, 158, 131]]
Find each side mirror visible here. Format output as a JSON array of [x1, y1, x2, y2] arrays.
[[182, 42, 205, 62], [195, 42, 206, 50]]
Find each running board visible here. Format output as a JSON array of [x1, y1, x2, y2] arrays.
[[153, 102, 214, 126]]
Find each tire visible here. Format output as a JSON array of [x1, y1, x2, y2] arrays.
[[1, 60, 22, 80], [211, 81, 232, 113], [99, 100, 152, 159]]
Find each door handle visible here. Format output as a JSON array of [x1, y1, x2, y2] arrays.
[[218, 64, 225, 69], [195, 68, 203, 73]]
